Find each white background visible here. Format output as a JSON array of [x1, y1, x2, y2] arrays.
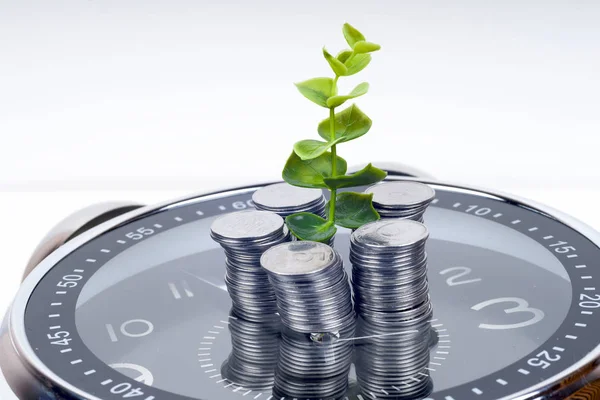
[[1, 1, 600, 314]]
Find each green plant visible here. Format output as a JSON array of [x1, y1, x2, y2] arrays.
[[282, 23, 387, 243]]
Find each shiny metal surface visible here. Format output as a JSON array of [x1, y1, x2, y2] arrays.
[[352, 219, 429, 249], [351, 220, 432, 326], [366, 182, 436, 207], [252, 183, 326, 218], [211, 210, 285, 241], [2, 176, 600, 399], [22, 201, 144, 281], [0, 317, 19, 400], [211, 210, 290, 322], [221, 309, 281, 390], [262, 242, 355, 333], [355, 316, 433, 399], [273, 323, 355, 399], [366, 181, 436, 222], [261, 241, 337, 276]]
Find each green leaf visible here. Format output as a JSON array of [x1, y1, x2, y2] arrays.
[[353, 41, 381, 54], [285, 213, 337, 242], [317, 104, 372, 143], [323, 163, 387, 189], [334, 192, 380, 229], [323, 48, 348, 76], [342, 23, 365, 48], [326, 82, 369, 108], [345, 53, 371, 75], [336, 49, 353, 64], [294, 137, 345, 161], [282, 151, 348, 189], [295, 77, 336, 108]]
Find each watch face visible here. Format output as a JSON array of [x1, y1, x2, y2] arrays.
[[21, 181, 600, 400]]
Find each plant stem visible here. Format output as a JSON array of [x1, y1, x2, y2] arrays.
[[329, 106, 337, 223], [328, 74, 342, 224]]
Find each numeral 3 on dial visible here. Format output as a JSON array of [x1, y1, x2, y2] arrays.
[[471, 297, 545, 330]]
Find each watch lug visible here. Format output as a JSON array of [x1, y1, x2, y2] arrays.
[[348, 162, 435, 179], [22, 202, 144, 281]]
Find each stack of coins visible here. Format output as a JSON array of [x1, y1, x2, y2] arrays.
[[350, 219, 433, 325], [221, 309, 281, 391], [253, 182, 333, 245], [261, 241, 355, 333], [252, 182, 326, 218], [272, 324, 355, 400], [365, 181, 435, 222], [210, 210, 290, 322], [354, 316, 433, 399]]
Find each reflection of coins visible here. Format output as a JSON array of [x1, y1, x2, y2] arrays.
[[273, 324, 355, 400], [355, 316, 433, 399], [252, 183, 326, 218], [365, 182, 435, 222], [211, 210, 284, 241], [261, 241, 336, 276], [220, 310, 281, 390]]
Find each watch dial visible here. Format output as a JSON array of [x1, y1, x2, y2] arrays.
[[23, 182, 600, 400]]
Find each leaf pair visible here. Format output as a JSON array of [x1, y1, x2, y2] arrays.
[[324, 48, 371, 77], [327, 82, 369, 108], [332, 191, 380, 229], [294, 104, 372, 161], [324, 163, 387, 190], [295, 77, 337, 108], [342, 23, 381, 54], [323, 48, 348, 76], [336, 50, 371, 76], [285, 214, 337, 243], [282, 151, 347, 189], [283, 152, 386, 192], [295, 78, 368, 109], [285, 191, 381, 242]]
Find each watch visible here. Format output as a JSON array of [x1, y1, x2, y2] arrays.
[[2, 163, 600, 400]]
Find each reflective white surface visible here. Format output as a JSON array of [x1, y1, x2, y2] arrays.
[[0, 0, 599, 190]]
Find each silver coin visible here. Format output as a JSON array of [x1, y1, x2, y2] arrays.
[[351, 218, 433, 326], [211, 210, 291, 322], [262, 243, 356, 333], [353, 219, 429, 249], [261, 241, 336, 276], [252, 182, 324, 210], [211, 210, 284, 241], [366, 181, 435, 207]]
